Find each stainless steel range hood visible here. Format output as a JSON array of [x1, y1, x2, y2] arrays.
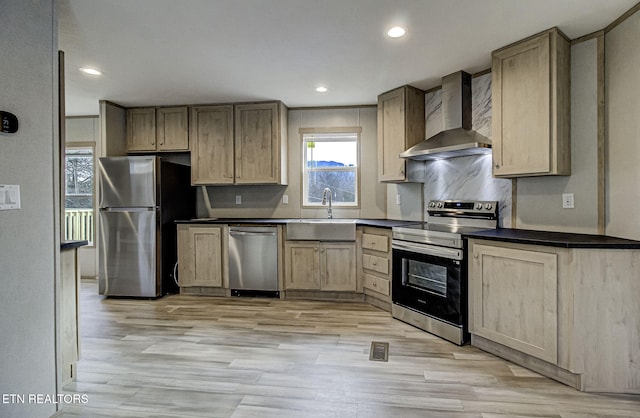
[[400, 71, 491, 161]]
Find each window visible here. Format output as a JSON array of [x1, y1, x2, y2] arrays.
[[65, 147, 94, 244], [302, 130, 359, 207]]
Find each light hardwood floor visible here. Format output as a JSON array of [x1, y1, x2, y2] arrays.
[[58, 280, 640, 417]]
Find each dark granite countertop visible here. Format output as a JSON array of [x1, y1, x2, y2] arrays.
[[176, 218, 419, 229], [61, 240, 89, 250], [464, 228, 640, 249]]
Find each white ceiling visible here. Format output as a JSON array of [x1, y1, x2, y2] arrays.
[[58, 0, 636, 116]]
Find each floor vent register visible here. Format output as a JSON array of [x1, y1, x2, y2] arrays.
[[369, 341, 389, 362]]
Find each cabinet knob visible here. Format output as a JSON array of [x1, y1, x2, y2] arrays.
[[473, 253, 479, 259], [495, 164, 500, 169], [372, 281, 377, 287], [320, 248, 325, 253], [372, 261, 377, 266]]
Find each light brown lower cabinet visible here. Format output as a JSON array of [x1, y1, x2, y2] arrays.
[[468, 238, 640, 394], [284, 241, 356, 292], [358, 227, 393, 310], [177, 224, 226, 288]]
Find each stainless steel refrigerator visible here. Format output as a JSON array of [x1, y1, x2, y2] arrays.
[[98, 156, 194, 297]]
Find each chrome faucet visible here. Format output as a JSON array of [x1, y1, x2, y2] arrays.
[[321, 187, 333, 219]]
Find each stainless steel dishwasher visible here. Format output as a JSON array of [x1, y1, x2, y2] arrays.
[[228, 226, 279, 297]]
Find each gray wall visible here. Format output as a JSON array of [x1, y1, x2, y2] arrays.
[[198, 106, 386, 219], [0, 1, 59, 417], [606, 10, 640, 240], [516, 39, 601, 233]]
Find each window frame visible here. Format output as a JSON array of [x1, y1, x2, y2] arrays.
[[299, 127, 362, 209], [64, 143, 96, 247]]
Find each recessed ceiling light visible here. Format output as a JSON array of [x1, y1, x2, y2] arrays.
[[387, 26, 406, 38], [79, 67, 102, 76], [315, 86, 328, 93]]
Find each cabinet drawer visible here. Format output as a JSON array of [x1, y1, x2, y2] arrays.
[[363, 274, 390, 296], [362, 254, 389, 275], [362, 233, 389, 253]]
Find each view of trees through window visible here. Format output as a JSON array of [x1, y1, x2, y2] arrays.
[[65, 147, 94, 243], [303, 132, 358, 207]]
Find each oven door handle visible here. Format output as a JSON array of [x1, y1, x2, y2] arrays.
[[392, 240, 463, 261]]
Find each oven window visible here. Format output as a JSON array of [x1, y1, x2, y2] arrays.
[[403, 259, 447, 297]]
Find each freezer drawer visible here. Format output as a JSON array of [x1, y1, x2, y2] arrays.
[[228, 226, 278, 292], [98, 209, 158, 297]]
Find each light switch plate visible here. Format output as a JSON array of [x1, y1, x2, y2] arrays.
[[0, 184, 21, 210], [235, 195, 242, 205], [396, 194, 402, 205], [282, 194, 289, 204]]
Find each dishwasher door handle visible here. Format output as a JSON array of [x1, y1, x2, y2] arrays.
[[229, 231, 277, 237]]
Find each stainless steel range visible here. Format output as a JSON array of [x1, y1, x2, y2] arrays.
[[391, 199, 498, 345]]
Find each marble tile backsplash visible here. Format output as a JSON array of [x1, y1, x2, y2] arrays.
[[422, 73, 512, 227]]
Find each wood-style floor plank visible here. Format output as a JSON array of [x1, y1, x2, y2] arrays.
[[57, 280, 640, 417]]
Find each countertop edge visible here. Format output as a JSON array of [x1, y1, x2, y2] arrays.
[[176, 218, 419, 229], [464, 229, 640, 249], [61, 240, 89, 250]]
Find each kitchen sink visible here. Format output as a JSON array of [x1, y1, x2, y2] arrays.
[[286, 219, 356, 241]]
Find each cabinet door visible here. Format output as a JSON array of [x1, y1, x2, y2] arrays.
[[234, 102, 280, 184], [127, 108, 156, 152], [321, 243, 356, 292], [377, 86, 425, 182], [190, 105, 234, 185], [470, 243, 558, 363], [284, 241, 320, 290], [157, 106, 188, 151], [492, 28, 570, 177], [178, 226, 223, 287], [377, 89, 407, 182]]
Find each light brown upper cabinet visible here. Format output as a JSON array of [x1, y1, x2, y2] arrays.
[[234, 102, 288, 185], [377, 85, 425, 182], [126, 107, 156, 152], [492, 28, 570, 177], [190, 101, 288, 185], [156, 106, 189, 151], [127, 106, 189, 153], [190, 105, 235, 185]]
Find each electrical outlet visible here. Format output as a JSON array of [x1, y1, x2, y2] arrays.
[[282, 194, 289, 204], [235, 195, 242, 205], [562, 193, 574, 209], [396, 194, 402, 205]]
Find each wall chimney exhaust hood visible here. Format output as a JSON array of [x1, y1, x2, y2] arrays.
[[400, 71, 491, 161]]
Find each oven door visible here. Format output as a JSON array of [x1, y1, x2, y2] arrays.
[[392, 241, 465, 326]]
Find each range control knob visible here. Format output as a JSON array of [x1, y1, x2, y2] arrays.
[[429, 201, 436, 208], [436, 201, 444, 208], [485, 203, 493, 210], [475, 203, 483, 210]]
